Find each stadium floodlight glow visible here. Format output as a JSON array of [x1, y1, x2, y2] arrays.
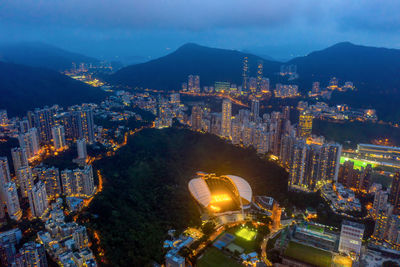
[[209, 205, 221, 211], [211, 194, 231, 203]]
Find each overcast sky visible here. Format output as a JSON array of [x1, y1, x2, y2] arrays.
[[1, 0, 400, 62]]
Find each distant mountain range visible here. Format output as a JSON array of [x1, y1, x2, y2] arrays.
[[2, 41, 400, 121], [290, 42, 400, 121], [109, 43, 281, 90], [0, 61, 108, 116], [0, 42, 98, 71], [109, 42, 400, 121]]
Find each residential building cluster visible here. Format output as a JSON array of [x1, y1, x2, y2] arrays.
[[0, 228, 48, 266], [274, 84, 299, 98], [297, 101, 378, 122], [369, 173, 400, 251], [189, 99, 343, 193], [37, 199, 96, 266], [308, 77, 355, 99], [321, 183, 361, 213]]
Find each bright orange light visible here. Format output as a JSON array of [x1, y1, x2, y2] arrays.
[[211, 194, 231, 203], [209, 205, 221, 211]]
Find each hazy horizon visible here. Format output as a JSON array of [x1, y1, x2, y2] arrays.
[[1, 0, 400, 63]]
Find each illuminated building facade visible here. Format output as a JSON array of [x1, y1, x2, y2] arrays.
[[61, 165, 95, 198], [248, 77, 257, 93], [298, 111, 313, 139], [221, 99, 232, 138], [373, 209, 389, 240], [72, 225, 89, 250], [28, 181, 49, 219], [79, 109, 95, 144], [389, 172, 400, 214], [4, 182, 22, 221], [288, 141, 342, 191], [188, 75, 194, 91], [372, 189, 388, 219], [36, 167, 61, 200], [18, 128, 40, 159], [339, 220, 364, 256], [33, 107, 56, 144], [320, 143, 342, 182], [15, 242, 47, 267], [194, 75, 200, 92], [77, 139, 87, 160], [288, 141, 307, 189], [11, 147, 28, 174], [256, 60, 263, 93], [250, 99, 260, 122], [214, 81, 231, 93], [0, 157, 11, 186], [357, 144, 400, 162], [170, 93, 180, 104], [17, 166, 34, 198], [51, 125, 66, 150], [191, 106, 203, 131], [272, 203, 282, 230], [242, 57, 249, 91], [260, 78, 270, 93]]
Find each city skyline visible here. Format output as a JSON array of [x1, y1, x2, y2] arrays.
[[1, 1, 400, 266]]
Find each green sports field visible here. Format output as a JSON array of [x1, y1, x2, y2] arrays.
[[236, 227, 257, 241], [197, 247, 242, 267], [340, 156, 376, 170], [284, 241, 332, 267]]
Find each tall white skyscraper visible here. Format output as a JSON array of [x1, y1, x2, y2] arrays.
[[0, 157, 11, 186], [51, 125, 66, 150], [16, 166, 34, 198], [372, 189, 388, 219], [221, 99, 232, 138], [77, 138, 87, 160], [251, 99, 260, 121], [18, 128, 40, 159], [11, 147, 29, 173], [28, 181, 49, 219], [79, 109, 95, 144], [4, 182, 22, 221]]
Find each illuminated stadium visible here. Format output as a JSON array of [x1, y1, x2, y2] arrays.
[[188, 172, 253, 213]]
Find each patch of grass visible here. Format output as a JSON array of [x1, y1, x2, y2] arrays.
[[197, 247, 242, 267], [284, 241, 332, 267]]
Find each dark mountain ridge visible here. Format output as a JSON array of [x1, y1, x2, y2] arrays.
[[0, 61, 108, 116], [290, 42, 400, 121], [0, 42, 98, 71], [109, 43, 281, 90]]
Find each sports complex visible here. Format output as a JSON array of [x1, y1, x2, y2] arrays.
[[188, 172, 252, 213]]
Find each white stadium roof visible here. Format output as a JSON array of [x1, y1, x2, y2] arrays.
[[224, 175, 253, 203], [188, 178, 212, 207], [188, 174, 252, 207]]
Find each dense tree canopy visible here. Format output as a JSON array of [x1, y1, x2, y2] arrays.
[[87, 128, 288, 266]]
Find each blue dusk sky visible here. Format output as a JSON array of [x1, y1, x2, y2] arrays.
[[1, 0, 400, 62]]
